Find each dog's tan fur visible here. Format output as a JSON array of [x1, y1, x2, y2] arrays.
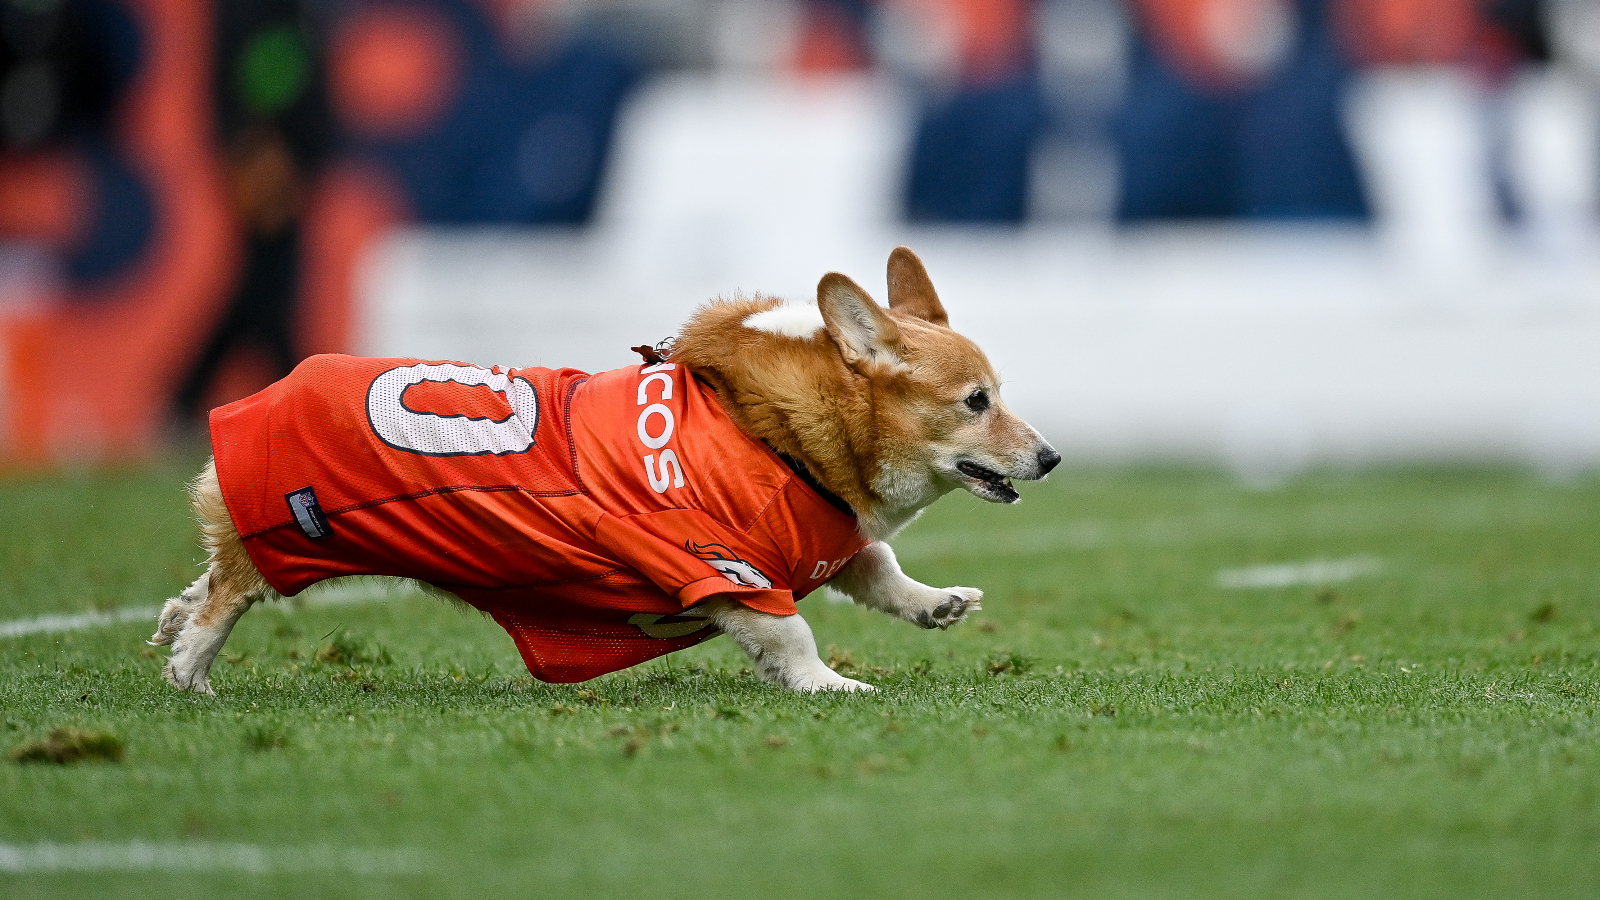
[[151, 247, 1057, 694]]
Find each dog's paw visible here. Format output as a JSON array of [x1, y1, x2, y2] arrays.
[[785, 667, 877, 693], [162, 631, 218, 696], [808, 675, 878, 693], [148, 597, 193, 647], [910, 587, 983, 630], [162, 657, 216, 696]]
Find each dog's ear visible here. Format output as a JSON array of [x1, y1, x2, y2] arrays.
[[885, 246, 948, 327], [818, 272, 902, 368]]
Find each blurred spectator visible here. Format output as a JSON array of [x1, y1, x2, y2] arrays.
[[172, 0, 332, 426], [331, 0, 642, 225], [175, 0, 649, 425], [0, 0, 152, 285], [1490, 0, 1599, 255], [1115, 0, 1368, 221], [891, 0, 1044, 222], [1337, 0, 1594, 268], [1031, 0, 1130, 221]]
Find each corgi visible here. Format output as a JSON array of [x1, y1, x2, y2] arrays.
[[149, 247, 1058, 693]]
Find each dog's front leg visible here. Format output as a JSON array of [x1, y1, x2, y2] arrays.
[[704, 597, 876, 692], [828, 542, 982, 630]]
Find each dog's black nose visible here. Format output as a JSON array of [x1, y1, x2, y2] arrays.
[[1037, 445, 1061, 475]]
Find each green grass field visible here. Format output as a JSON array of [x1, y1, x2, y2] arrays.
[[2, 460, 1598, 899]]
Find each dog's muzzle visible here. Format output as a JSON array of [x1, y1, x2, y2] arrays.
[[957, 445, 1059, 503], [957, 460, 1020, 503]]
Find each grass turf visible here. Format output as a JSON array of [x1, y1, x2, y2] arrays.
[[1, 461, 1597, 898]]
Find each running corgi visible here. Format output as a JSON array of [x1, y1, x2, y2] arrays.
[[150, 247, 1059, 693]]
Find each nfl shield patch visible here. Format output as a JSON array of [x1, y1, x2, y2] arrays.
[[285, 486, 332, 540]]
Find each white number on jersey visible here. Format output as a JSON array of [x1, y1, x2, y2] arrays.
[[366, 362, 539, 456]]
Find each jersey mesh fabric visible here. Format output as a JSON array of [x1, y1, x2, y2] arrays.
[[209, 354, 869, 682]]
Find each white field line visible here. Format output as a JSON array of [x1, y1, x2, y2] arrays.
[[0, 606, 159, 639], [1215, 555, 1382, 589], [0, 580, 418, 640], [0, 841, 430, 874]]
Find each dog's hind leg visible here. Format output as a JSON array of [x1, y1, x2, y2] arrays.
[[159, 459, 274, 695], [705, 598, 876, 692], [828, 542, 982, 630]]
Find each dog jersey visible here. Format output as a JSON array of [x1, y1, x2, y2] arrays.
[[209, 354, 869, 682]]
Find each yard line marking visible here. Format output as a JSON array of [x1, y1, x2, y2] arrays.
[[0, 606, 159, 639], [0, 841, 430, 874], [0, 580, 422, 640], [1215, 555, 1382, 589]]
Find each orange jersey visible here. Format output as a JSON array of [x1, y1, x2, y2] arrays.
[[210, 354, 868, 682]]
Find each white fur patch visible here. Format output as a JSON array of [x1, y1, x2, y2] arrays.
[[743, 305, 825, 339]]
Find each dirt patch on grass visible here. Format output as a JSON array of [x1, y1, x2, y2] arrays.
[[10, 727, 124, 764]]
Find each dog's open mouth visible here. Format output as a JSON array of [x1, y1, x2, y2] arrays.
[[957, 461, 1020, 503]]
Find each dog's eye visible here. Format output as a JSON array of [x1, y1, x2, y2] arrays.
[[964, 389, 989, 413]]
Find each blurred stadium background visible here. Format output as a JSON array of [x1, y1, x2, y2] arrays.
[[1, 0, 1597, 483]]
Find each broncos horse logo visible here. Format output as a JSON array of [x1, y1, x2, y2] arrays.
[[687, 541, 773, 589]]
